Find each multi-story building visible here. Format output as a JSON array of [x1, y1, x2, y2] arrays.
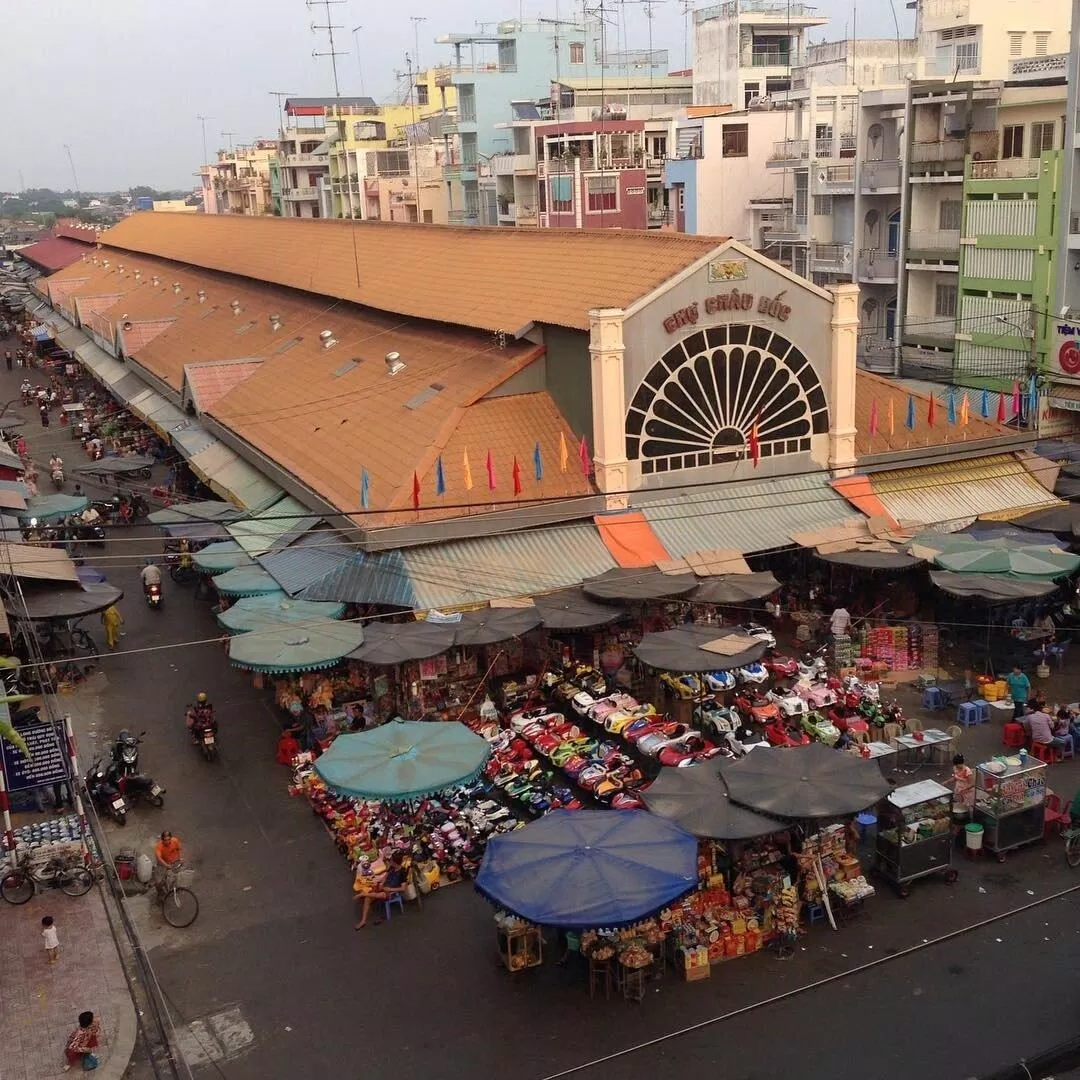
[[436, 18, 667, 225], [1056, 0, 1080, 320], [200, 142, 276, 216], [692, 0, 827, 108], [355, 142, 449, 223]]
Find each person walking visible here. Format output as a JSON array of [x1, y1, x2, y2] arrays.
[[42, 915, 60, 963], [1006, 665, 1030, 720], [4, 350, 11, 372], [100, 605, 123, 651], [62, 1011, 101, 1071]]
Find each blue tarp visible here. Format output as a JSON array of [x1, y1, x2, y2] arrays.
[[475, 809, 698, 928]]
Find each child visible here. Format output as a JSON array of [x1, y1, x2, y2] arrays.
[[42, 915, 59, 963]]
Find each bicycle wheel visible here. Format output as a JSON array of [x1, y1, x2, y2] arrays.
[[1066, 834, 1080, 869], [161, 886, 199, 927], [61, 868, 93, 897], [73, 630, 99, 657], [1, 869, 34, 905]]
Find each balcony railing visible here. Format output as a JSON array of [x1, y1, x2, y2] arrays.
[[546, 154, 597, 173], [515, 205, 538, 223], [908, 229, 960, 254], [697, 0, 818, 20], [904, 317, 955, 342], [857, 341, 896, 373], [769, 138, 809, 162], [968, 158, 1042, 180], [911, 138, 965, 164], [813, 164, 855, 194], [762, 213, 808, 238], [285, 153, 324, 167], [860, 160, 901, 191], [750, 51, 793, 67], [281, 187, 320, 200], [811, 243, 853, 271], [647, 206, 677, 228], [857, 249, 899, 282], [497, 201, 516, 218], [814, 134, 857, 160]]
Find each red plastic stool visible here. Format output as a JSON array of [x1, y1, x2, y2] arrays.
[[1002, 723, 1026, 749], [1030, 742, 1062, 764]]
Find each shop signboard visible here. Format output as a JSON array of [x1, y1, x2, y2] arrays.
[[1053, 319, 1080, 378], [0, 718, 69, 792]]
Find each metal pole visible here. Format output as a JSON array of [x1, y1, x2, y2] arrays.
[[352, 25, 366, 95]]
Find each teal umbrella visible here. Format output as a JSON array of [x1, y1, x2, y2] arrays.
[[213, 565, 282, 597], [19, 493, 89, 522], [194, 540, 255, 575], [934, 543, 1080, 578], [228, 619, 364, 673], [314, 719, 489, 800], [218, 594, 346, 634]]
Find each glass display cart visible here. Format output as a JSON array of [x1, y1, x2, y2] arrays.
[[973, 757, 1047, 862], [873, 779, 958, 897]]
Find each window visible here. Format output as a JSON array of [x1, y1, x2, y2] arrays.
[[722, 124, 749, 157], [415, 84, 429, 106], [955, 41, 979, 71], [586, 175, 618, 213], [935, 283, 957, 318], [1002, 125, 1024, 159], [743, 82, 759, 108], [551, 176, 573, 213], [422, 209, 434, 223], [1031, 121, 1056, 154], [569, 41, 585, 64], [1034, 31, 1050, 56], [814, 195, 833, 216], [1008, 32, 1024, 57], [939, 200, 961, 230]]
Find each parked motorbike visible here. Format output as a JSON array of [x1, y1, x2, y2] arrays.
[[169, 564, 198, 585], [84, 759, 128, 825], [111, 729, 145, 774], [144, 581, 162, 609], [104, 759, 165, 809], [68, 516, 106, 548]]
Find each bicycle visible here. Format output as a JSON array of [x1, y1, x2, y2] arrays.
[[153, 863, 199, 928], [1, 852, 94, 904], [1065, 826, 1080, 868]]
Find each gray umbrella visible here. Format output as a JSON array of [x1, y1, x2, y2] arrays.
[[690, 571, 781, 604], [817, 550, 925, 571], [634, 625, 766, 673], [929, 571, 1059, 602], [1009, 505, 1080, 536], [8, 583, 124, 620], [582, 567, 699, 602], [451, 607, 543, 646], [534, 588, 626, 630], [723, 742, 890, 820], [1054, 477, 1080, 499], [642, 764, 781, 839], [348, 620, 457, 665], [75, 455, 155, 477]]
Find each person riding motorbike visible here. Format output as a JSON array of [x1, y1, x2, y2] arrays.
[[185, 692, 217, 741], [178, 538, 194, 572], [19, 378, 31, 404], [141, 561, 162, 588], [49, 454, 64, 482]]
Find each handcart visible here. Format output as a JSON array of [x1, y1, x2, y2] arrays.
[[873, 779, 958, 897]]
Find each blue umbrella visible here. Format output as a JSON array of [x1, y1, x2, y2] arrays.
[[475, 809, 698, 928], [218, 594, 345, 633]]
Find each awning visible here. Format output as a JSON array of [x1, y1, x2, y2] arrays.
[[636, 473, 865, 557], [188, 442, 283, 511], [864, 454, 1061, 529], [56, 327, 88, 352], [594, 511, 669, 568], [225, 495, 321, 557], [74, 341, 127, 388], [126, 388, 186, 436], [170, 420, 217, 459], [0, 543, 80, 583], [30, 325, 53, 342], [110, 372, 148, 403], [256, 529, 354, 596]]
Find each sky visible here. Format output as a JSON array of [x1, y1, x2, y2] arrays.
[[3, 0, 910, 193]]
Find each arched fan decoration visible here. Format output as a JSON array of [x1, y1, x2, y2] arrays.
[[625, 325, 830, 475]]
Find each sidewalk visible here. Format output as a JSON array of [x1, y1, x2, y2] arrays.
[[0, 879, 137, 1080]]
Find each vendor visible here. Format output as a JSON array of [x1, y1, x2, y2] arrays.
[[275, 728, 302, 766], [949, 754, 975, 817]]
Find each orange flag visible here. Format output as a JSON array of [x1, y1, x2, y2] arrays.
[[888, 398, 895, 436], [960, 393, 970, 427], [462, 449, 473, 491], [558, 432, 569, 472]]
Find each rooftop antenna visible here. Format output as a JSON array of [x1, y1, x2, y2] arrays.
[[196, 114, 214, 166], [62, 145, 80, 195], [679, 0, 692, 71], [410, 16, 428, 74], [307, 0, 347, 97], [352, 25, 366, 95], [405, 52, 422, 217], [220, 131, 239, 151], [268, 91, 296, 137]]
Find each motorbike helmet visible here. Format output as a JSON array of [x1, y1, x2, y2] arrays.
[[196, 692, 208, 704]]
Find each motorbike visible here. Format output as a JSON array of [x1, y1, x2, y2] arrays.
[[188, 708, 218, 761], [105, 759, 165, 809], [797, 646, 828, 681], [111, 729, 145, 773], [84, 759, 128, 825], [50, 465, 63, 490], [144, 580, 162, 609], [169, 563, 198, 585], [69, 516, 106, 548]]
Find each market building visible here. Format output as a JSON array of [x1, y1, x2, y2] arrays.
[[30, 213, 1055, 610]]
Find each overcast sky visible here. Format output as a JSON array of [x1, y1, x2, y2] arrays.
[[4, 0, 908, 193]]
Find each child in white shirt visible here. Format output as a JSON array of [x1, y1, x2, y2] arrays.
[[42, 915, 59, 963]]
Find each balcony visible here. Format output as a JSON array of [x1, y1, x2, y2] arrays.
[[857, 249, 899, 283], [749, 50, 795, 67], [911, 138, 965, 166], [860, 160, 901, 193], [811, 164, 855, 196], [443, 163, 478, 182], [515, 204, 538, 224], [902, 318, 956, 347], [544, 154, 597, 174], [768, 138, 809, 166], [857, 341, 895, 374], [447, 208, 481, 224], [285, 153, 324, 167], [497, 200, 516, 220], [815, 135, 857, 160], [761, 213, 808, 240], [440, 120, 460, 136], [647, 206, 677, 229], [281, 187, 320, 201], [811, 243, 853, 274], [968, 158, 1042, 181], [490, 153, 525, 177], [697, 0, 821, 21], [907, 229, 959, 258]]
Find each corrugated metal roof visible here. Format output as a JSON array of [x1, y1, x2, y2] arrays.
[[870, 454, 1061, 528], [170, 421, 217, 459], [189, 443, 283, 511], [300, 550, 413, 608], [638, 474, 864, 557], [56, 326, 88, 351], [257, 529, 354, 596], [74, 341, 127, 386], [109, 372, 146, 401], [226, 495, 321, 557]]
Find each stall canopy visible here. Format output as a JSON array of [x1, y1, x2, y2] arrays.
[[475, 809, 698, 929], [217, 594, 345, 634], [724, 742, 891, 819], [256, 530, 354, 596], [929, 571, 1059, 602], [76, 567, 106, 585], [1010, 504, 1080, 537], [634, 625, 766, 673], [227, 619, 364, 673], [347, 620, 458, 665], [0, 544, 79, 584], [448, 607, 543, 646], [193, 540, 256, 576], [8, 582, 123, 619], [74, 341, 128, 388], [20, 493, 88, 522], [148, 500, 244, 526], [929, 542, 1080, 578], [642, 765, 781, 840], [582, 566, 698, 602], [689, 571, 781, 605], [963, 523, 1062, 547], [75, 455, 155, 478], [314, 719, 489, 801], [187, 441, 284, 512], [225, 495, 321, 557], [531, 588, 626, 630], [213, 565, 284, 597]]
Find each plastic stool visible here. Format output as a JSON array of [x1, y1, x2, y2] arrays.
[[1002, 723, 1026, 749], [971, 700, 991, 724], [1060, 738, 1075, 761], [806, 902, 827, 926], [922, 687, 945, 711], [1031, 742, 1063, 764], [382, 892, 406, 920], [957, 702, 983, 727]]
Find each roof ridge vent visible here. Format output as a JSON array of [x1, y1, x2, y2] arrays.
[[320, 329, 337, 348], [385, 351, 405, 375]]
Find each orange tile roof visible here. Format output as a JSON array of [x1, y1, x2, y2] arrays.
[[185, 361, 263, 411], [121, 318, 176, 353], [855, 372, 1007, 455], [98, 214, 724, 333]]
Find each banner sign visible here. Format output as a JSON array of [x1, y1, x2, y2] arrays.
[[0, 719, 69, 792]]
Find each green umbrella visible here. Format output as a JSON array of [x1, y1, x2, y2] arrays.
[[933, 543, 1080, 577], [194, 540, 255, 575], [213, 565, 283, 597], [228, 619, 364, 673], [313, 719, 489, 800], [19, 493, 89, 522], [218, 594, 346, 634]]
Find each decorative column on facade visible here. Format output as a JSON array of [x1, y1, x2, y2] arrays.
[[588, 307, 631, 511], [827, 282, 860, 476]]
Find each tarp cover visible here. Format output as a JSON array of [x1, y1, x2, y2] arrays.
[[634, 625, 767, 673], [213, 565, 284, 597], [314, 720, 490, 801], [148, 500, 245, 525], [1010, 505, 1080, 537], [690, 571, 781, 604], [450, 607, 543, 646], [816, 550, 924, 571], [533, 587, 627, 630], [929, 571, 1059, 602], [582, 567, 698, 602], [475, 809, 698, 929], [347, 620, 457, 665], [194, 540, 256, 576], [19, 493, 88, 522], [75, 455, 154, 477], [641, 765, 781, 840], [7, 583, 123, 620], [723, 742, 890, 819]]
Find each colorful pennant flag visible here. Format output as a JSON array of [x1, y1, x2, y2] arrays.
[[996, 392, 1006, 424], [980, 389, 990, 419], [462, 449, 473, 491], [927, 392, 936, 427], [435, 455, 446, 497], [748, 418, 760, 467], [960, 392, 970, 427], [512, 456, 522, 496], [411, 471, 421, 510], [558, 432, 569, 473], [1011, 380, 1021, 419], [905, 395, 915, 431], [486, 450, 497, 492], [946, 392, 956, 426], [360, 468, 370, 510], [578, 435, 591, 477], [1027, 374, 1039, 425], [888, 398, 895, 437], [868, 399, 879, 437], [533, 441, 543, 482]]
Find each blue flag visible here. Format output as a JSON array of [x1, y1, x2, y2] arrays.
[[360, 468, 370, 510], [1027, 374, 1038, 424], [980, 389, 990, 419], [905, 394, 915, 431], [533, 441, 543, 482], [435, 455, 446, 496], [947, 391, 956, 425]]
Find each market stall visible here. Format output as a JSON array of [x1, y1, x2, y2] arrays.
[[972, 756, 1047, 861], [872, 779, 957, 896], [217, 595, 345, 634]]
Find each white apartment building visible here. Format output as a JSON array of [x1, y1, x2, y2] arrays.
[[1057, 0, 1080, 322]]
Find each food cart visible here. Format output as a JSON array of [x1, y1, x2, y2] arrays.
[[973, 757, 1047, 862], [873, 779, 957, 897]]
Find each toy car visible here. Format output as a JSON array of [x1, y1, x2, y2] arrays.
[[765, 688, 808, 718], [735, 691, 780, 723], [742, 623, 777, 649], [703, 670, 737, 692], [801, 713, 840, 747], [763, 654, 799, 678], [657, 733, 722, 766], [636, 722, 701, 757], [696, 704, 740, 738], [736, 662, 770, 685]]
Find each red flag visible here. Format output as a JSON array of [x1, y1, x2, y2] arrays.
[[927, 393, 935, 427], [411, 471, 420, 510], [485, 450, 496, 491], [748, 418, 760, 467], [868, 399, 879, 437], [578, 435, 591, 477], [996, 393, 1006, 424], [512, 456, 522, 496]]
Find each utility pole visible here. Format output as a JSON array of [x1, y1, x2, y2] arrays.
[[196, 115, 213, 166], [268, 91, 295, 137], [220, 131, 239, 151], [405, 52, 422, 222], [410, 15, 427, 74], [307, 0, 347, 98], [352, 25, 366, 95], [63, 145, 80, 195]]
